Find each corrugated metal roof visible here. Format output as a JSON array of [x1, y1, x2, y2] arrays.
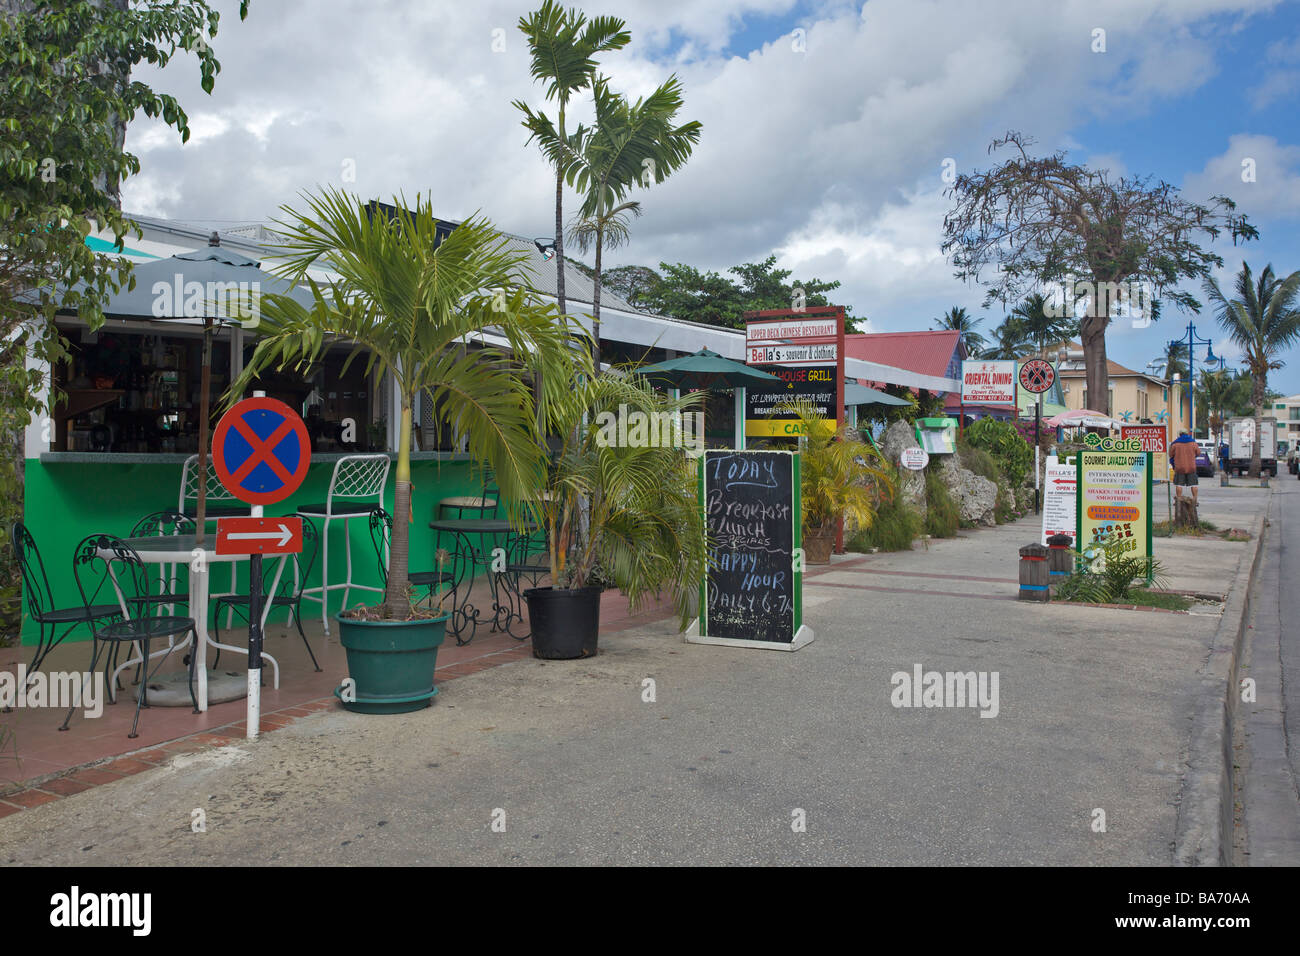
[[845, 330, 962, 379]]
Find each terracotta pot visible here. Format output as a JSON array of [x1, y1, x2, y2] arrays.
[[804, 525, 835, 564]]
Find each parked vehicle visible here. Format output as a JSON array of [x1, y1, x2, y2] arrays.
[[1226, 416, 1278, 477], [1195, 447, 1214, 477]]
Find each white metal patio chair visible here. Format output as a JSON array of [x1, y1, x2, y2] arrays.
[[297, 454, 391, 636]]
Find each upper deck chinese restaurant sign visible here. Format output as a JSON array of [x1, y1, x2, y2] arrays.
[[1075, 434, 1153, 573]]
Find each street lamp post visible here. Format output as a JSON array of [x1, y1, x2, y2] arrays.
[[1168, 322, 1218, 439]]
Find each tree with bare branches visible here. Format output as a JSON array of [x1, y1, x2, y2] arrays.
[[942, 131, 1256, 414]]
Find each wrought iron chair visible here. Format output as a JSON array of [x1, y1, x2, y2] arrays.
[[69, 533, 198, 737], [129, 509, 195, 615], [298, 454, 391, 635], [7, 523, 121, 710], [212, 515, 321, 672], [368, 507, 454, 610]]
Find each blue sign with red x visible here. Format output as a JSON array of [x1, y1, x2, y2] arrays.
[[212, 397, 311, 505]]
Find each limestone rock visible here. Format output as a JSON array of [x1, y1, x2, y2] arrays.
[[938, 454, 997, 526], [878, 420, 926, 516]]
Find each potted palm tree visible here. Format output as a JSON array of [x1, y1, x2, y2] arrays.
[[775, 401, 892, 564], [524, 371, 707, 658], [228, 187, 580, 712]]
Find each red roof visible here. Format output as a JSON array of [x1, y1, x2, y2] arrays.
[[845, 330, 963, 380]]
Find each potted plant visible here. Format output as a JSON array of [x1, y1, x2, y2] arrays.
[[776, 400, 892, 564], [524, 371, 707, 658], [228, 187, 580, 711]]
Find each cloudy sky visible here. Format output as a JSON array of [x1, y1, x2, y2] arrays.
[[122, 0, 1300, 393]]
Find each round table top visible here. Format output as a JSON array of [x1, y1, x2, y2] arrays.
[[428, 519, 538, 534], [107, 534, 247, 561]]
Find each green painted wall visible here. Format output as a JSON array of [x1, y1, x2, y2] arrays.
[[20, 456, 487, 645]]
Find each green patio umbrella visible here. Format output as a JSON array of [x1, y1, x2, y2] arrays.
[[635, 348, 781, 391]]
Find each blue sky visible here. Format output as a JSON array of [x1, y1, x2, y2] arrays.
[[125, 0, 1300, 393]]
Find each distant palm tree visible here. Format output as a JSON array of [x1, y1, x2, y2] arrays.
[[1010, 293, 1079, 359], [979, 315, 1030, 359], [1203, 262, 1300, 476], [932, 306, 986, 355]]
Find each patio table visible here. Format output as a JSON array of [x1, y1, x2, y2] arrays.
[[104, 534, 287, 711], [427, 519, 539, 645]]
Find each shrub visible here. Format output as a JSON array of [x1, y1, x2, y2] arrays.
[[957, 440, 1001, 483], [994, 483, 1017, 524], [848, 479, 922, 552], [924, 469, 960, 538], [966, 417, 1033, 486], [1056, 531, 1169, 602]]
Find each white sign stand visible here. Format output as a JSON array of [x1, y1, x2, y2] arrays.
[[684, 617, 814, 652]]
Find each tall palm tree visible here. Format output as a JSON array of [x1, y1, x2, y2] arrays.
[[932, 306, 986, 355], [229, 188, 584, 619], [1203, 261, 1300, 476], [514, 2, 629, 402], [563, 74, 701, 370]]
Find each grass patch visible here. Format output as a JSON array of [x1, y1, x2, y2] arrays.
[[924, 469, 960, 538], [847, 489, 923, 552], [957, 440, 1001, 483], [1125, 590, 1193, 611]]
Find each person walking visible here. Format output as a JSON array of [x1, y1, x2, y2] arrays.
[[1171, 429, 1199, 503]]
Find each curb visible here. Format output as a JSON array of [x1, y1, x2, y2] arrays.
[[1172, 491, 1270, 866]]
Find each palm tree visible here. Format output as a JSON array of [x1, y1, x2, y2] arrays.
[[1010, 292, 1079, 358], [932, 306, 986, 355], [563, 74, 701, 370], [1203, 261, 1300, 476], [229, 188, 583, 619], [979, 315, 1030, 359], [514, 2, 629, 402]]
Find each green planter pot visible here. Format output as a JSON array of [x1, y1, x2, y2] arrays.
[[333, 612, 449, 714]]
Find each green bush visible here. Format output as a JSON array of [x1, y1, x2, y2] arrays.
[[848, 484, 922, 552], [924, 469, 960, 538], [957, 440, 1001, 483], [965, 417, 1033, 486], [1056, 531, 1169, 602], [994, 483, 1017, 524]]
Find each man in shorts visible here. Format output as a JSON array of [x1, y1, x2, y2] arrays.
[[1170, 429, 1199, 502]]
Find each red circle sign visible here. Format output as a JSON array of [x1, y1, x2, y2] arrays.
[[1019, 359, 1056, 394], [211, 397, 311, 505]]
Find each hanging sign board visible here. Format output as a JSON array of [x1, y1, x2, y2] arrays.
[[687, 449, 813, 651], [1121, 424, 1169, 478], [1040, 462, 1077, 545], [1075, 436, 1152, 571], [961, 360, 1017, 405], [745, 367, 839, 437], [746, 343, 838, 366], [1019, 359, 1055, 394], [900, 447, 930, 470]]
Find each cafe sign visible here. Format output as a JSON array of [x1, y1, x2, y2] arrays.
[[1075, 447, 1152, 572]]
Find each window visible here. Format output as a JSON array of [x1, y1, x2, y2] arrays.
[[1291, 407, 1299, 421], [1276, 403, 1287, 411]]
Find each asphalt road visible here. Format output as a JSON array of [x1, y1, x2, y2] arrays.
[[0, 512, 1255, 866], [1239, 474, 1300, 864]]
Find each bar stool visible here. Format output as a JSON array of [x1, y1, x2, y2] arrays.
[[297, 454, 391, 635]]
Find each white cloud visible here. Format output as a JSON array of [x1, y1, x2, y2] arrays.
[[1183, 133, 1300, 217]]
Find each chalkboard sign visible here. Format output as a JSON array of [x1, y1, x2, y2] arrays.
[[692, 449, 811, 649]]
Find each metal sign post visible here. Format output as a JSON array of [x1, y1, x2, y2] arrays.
[[212, 394, 311, 740]]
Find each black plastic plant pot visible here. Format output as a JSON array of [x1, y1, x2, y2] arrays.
[[524, 586, 602, 659]]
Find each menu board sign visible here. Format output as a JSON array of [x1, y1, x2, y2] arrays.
[[1040, 461, 1077, 545], [691, 449, 811, 649], [1075, 448, 1152, 572]]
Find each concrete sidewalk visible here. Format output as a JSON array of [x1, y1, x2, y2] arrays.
[[0, 486, 1270, 865]]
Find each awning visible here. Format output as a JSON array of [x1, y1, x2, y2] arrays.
[[845, 382, 911, 406]]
